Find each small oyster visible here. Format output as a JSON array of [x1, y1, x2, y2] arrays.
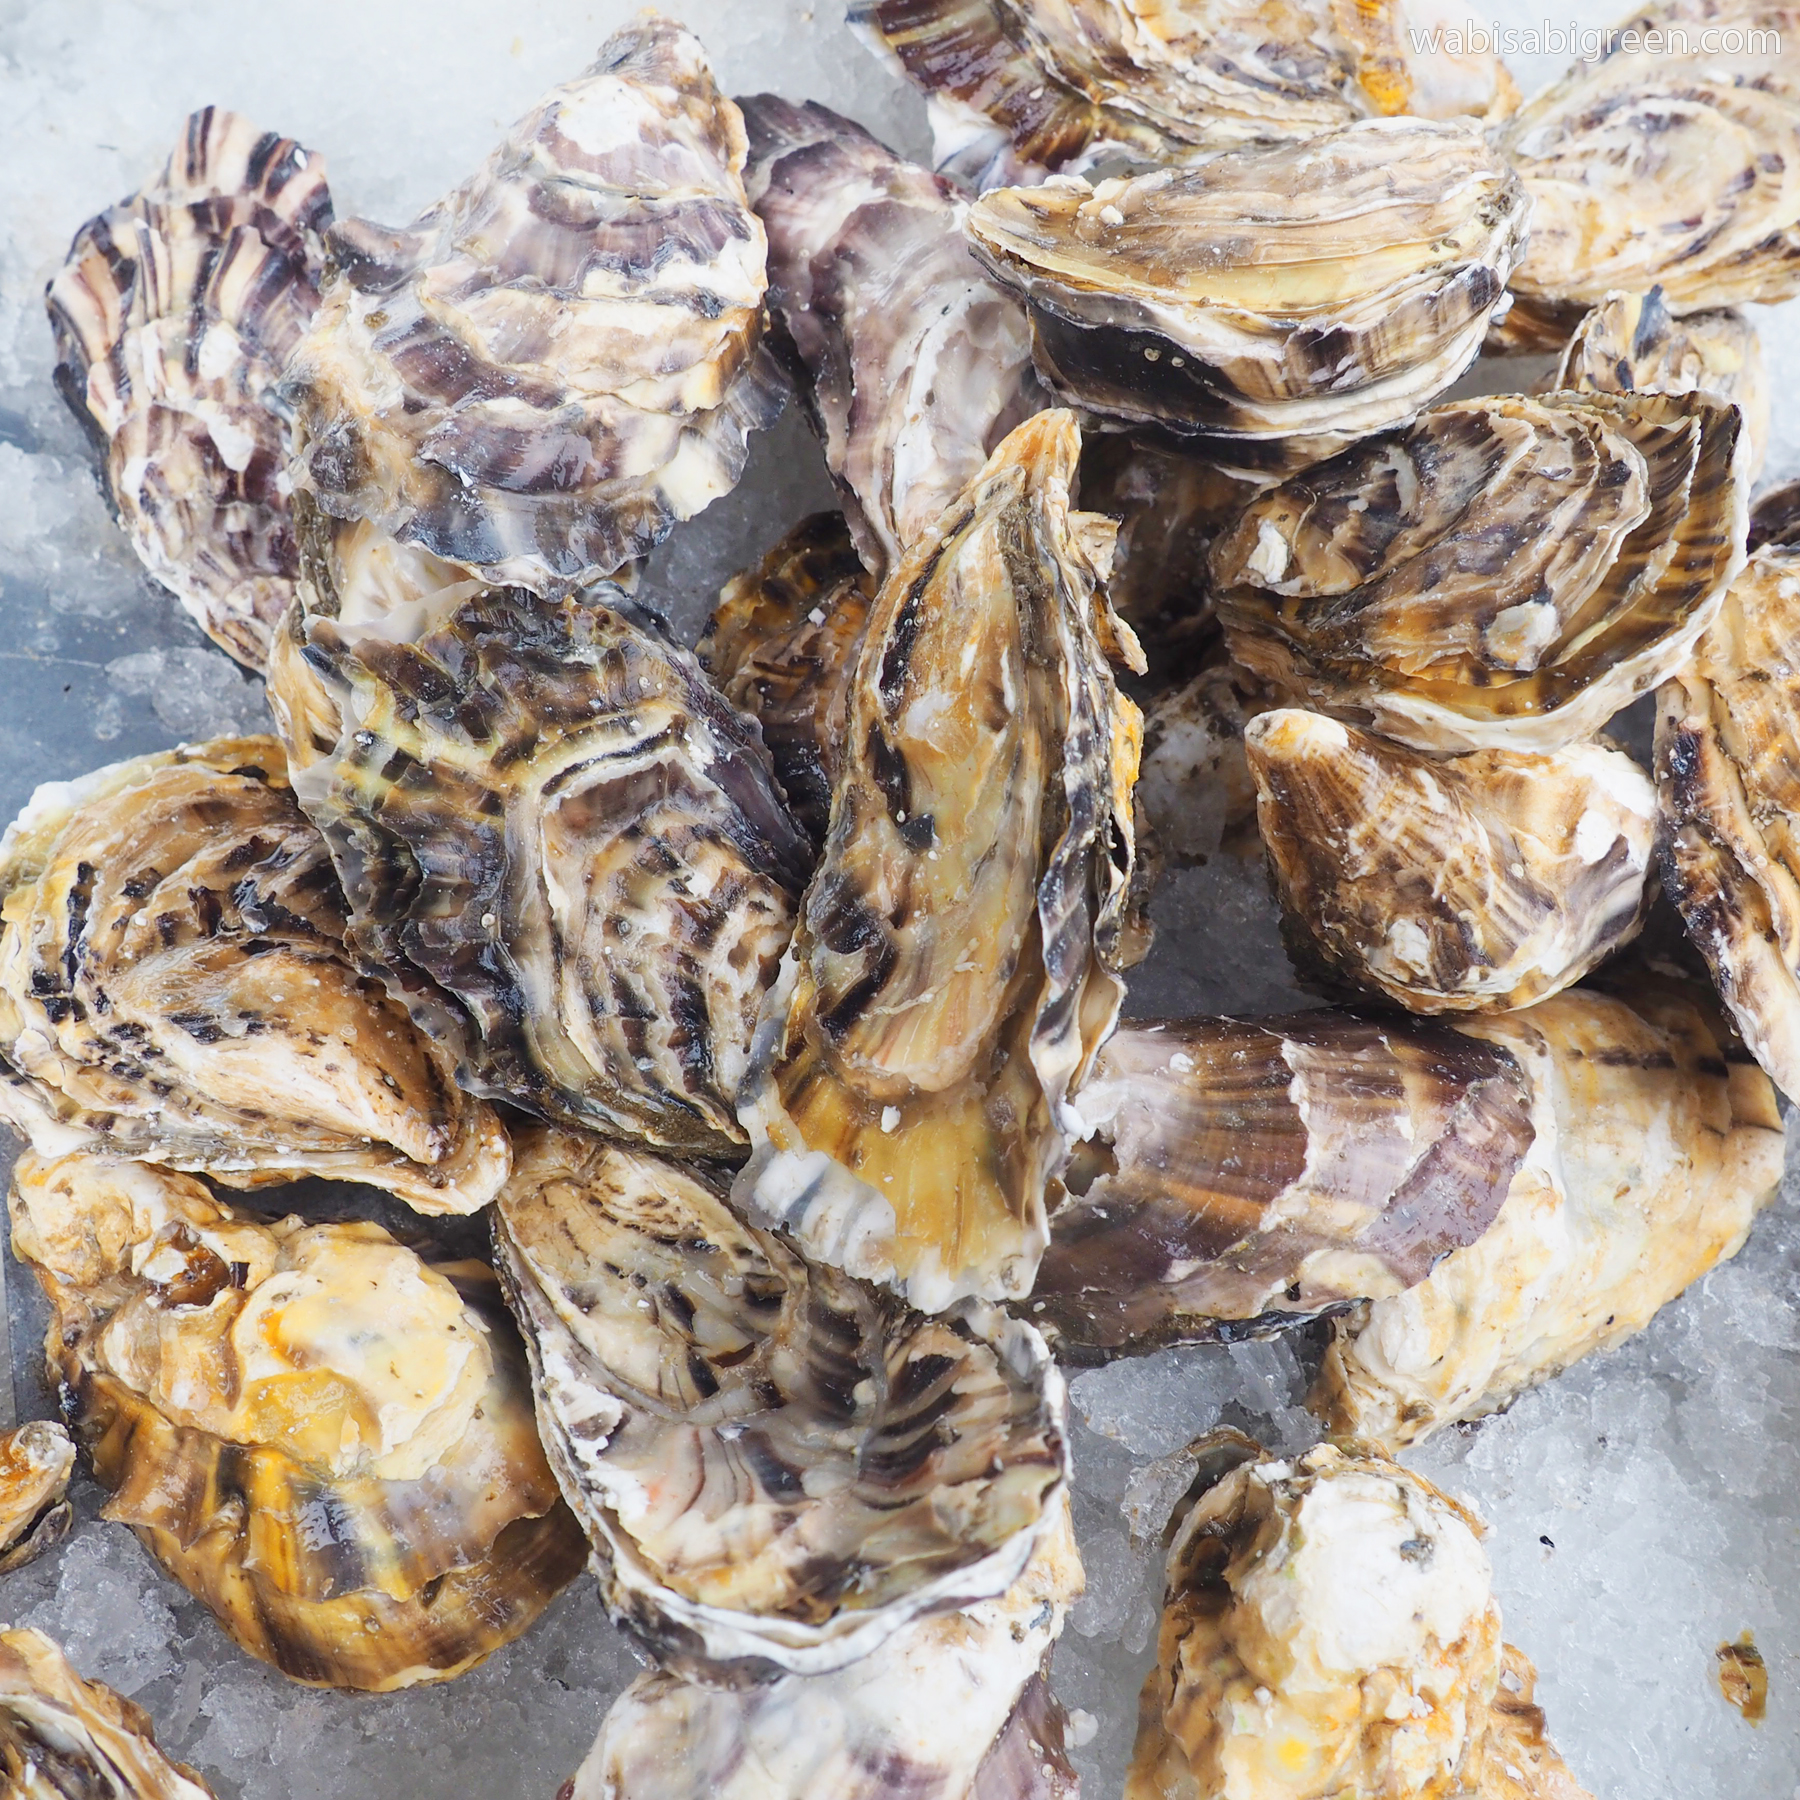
[[494, 1128, 1067, 1676], [741, 97, 1046, 581], [0, 737, 506, 1213], [698, 513, 875, 846], [1128, 1441, 1590, 1800], [1135, 652, 1273, 866], [1315, 984, 1783, 1447], [10, 1152, 586, 1691], [283, 17, 777, 592], [1030, 1011, 1536, 1356], [0, 1423, 75, 1575], [0, 1628, 217, 1799], [1246, 710, 1656, 1012], [1214, 390, 1749, 753], [45, 108, 332, 671], [965, 119, 1528, 450], [736, 411, 1143, 1310]]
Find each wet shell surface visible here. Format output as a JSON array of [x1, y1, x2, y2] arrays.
[[1213, 389, 1749, 753], [741, 97, 1046, 581], [0, 736, 507, 1213], [1135, 652, 1273, 866], [736, 411, 1143, 1311], [965, 119, 1529, 447], [493, 1127, 1067, 1677], [0, 1422, 75, 1575], [45, 107, 332, 672], [1246, 710, 1657, 1013], [283, 16, 777, 591], [1030, 1011, 1537, 1356], [9, 1152, 586, 1692], [1315, 984, 1783, 1448]]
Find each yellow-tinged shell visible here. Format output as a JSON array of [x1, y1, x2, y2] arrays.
[[0, 736, 507, 1214], [735, 410, 1143, 1311], [10, 1152, 585, 1691], [0, 1422, 74, 1574]]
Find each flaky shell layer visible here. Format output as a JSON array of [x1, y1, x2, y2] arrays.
[[0, 1422, 75, 1575]]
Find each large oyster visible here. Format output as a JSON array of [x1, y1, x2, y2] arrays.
[[1246, 710, 1656, 1012], [0, 737, 506, 1213], [741, 97, 1046, 581], [1315, 984, 1783, 1447], [493, 1128, 1067, 1676], [1128, 1441, 1590, 1799], [283, 17, 777, 592], [0, 1628, 216, 1800], [965, 119, 1528, 452], [1030, 1011, 1536, 1356], [45, 108, 331, 671], [1213, 390, 1748, 753], [0, 1423, 75, 1575], [10, 1152, 586, 1691], [736, 411, 1143, 1310]]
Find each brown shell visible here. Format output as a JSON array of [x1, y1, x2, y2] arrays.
[[0, 1422, 74, 1575]]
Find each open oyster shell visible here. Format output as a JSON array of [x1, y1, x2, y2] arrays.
[[493, 1127, 1067, 1677], [1214, 390, 1749, 753], [1030, 1011, 1537, 1356], [0, 1628, 217, 1799], [741, 97, 1046, 582], [1315, 984, 1783, 1448], [10, 1152, 586, 1691], [0, 1422, 75, 1575], [736, 411, 1143, 1311], [0, 736, 506, 1214], [46, 108, 331, 672], [283, 17, 777, 592], [1246, 710, 1656, 1013], [965, 118, 1528, 449]]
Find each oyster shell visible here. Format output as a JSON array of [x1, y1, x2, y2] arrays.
[[0, 736, 507, 1213], [0, 1628, 217, 1799], [698, 513, 875, 846], [493, 1127, 1067, 1676], [45, 108, 332, 672], [0, 1423, 75, 1575], [1030, 1011, 1536, 1356], [736, 411, 1143, 1310], [1213, 390, 1749, 753], [1136, 652, 1273, 866], [1748, 476, 1800, 550], [1314, 984, 1783, 1447], [741, 97, 1047, 581], [964, 119, 1529, 449], [1127, 1441, 1590, 1800], [10, 1152, 586, 1691], [282, 17, 777, 592], [1246, 710, 1656, 1013]]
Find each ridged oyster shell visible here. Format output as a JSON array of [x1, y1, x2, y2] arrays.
[[283, 17, 777, 592], [736, 411, 1143, 1311], [1213, 390, 1749, 753], [1315, 984, 1783, 1447], [10, 1152, 586, 1691], [492, 1128, 1067, 1677], [1031, 1011, 1536, 1355], [0, 737, 507, 1213], [965, 118, 1528, 449], [45, 108, 332, 672], [1246, 710, 1656, 1013], [0, 1422, 75, 1575]]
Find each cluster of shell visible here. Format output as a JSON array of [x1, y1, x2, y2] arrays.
[[16, 0, 1800, 1793]]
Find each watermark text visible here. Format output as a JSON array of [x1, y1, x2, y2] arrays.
[[1408, 21, 1783, 60]]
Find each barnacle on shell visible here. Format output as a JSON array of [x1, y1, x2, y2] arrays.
[[0, 1423, 75, 1576]]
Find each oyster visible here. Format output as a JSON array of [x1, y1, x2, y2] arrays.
[[1136, 652, 1273, 866], [736, 411, 1143, 1310], [964, 119, 1528, 452], [1315, 984, 1783, 1447], [741, 97, 1046, 581], [10, 1151, 586, 1691], [1030, 1010, 1536, 1356], [0, 1423, 75, 1575], [1246, 710, 1656, 1013], [45, 109, 331, 673], [1748, 477, 1800, 550], [1127, 1441, 1590, 1799], [0, 736, 506, 1213], [0, 1628, 216, 1799], [1213, 390, 1749, 753], [282, 17, 777, 592], [493, 1127, 1067, 1676], [698, 513, 875, 846]]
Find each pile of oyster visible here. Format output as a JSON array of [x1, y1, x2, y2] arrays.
[[13, 1, 1800, 1792]]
